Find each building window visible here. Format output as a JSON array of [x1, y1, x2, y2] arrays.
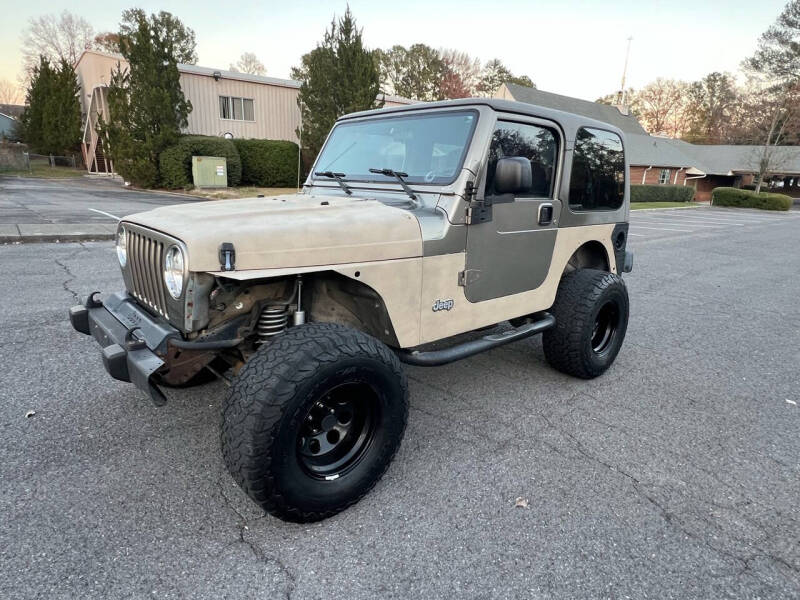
[[219, 96, 230, 119], [659, 168, 671, 184], [219, 96, 255, 121], [568, 127, 625, 211]]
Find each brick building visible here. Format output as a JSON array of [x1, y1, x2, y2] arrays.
[[495, 83, 800, 201]]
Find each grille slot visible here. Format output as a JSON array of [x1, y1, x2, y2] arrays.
[[127, 229, 168, 317]]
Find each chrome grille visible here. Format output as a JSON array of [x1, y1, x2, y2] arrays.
[[127, 229, 169, 317]]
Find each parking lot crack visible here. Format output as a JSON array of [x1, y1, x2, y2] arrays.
[[215, 477, 297, 599], [54, 258, 80, 303], [537, 411, 756, 568], [53, 244, 89, 303]]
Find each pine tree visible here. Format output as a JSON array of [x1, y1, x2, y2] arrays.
[[746, 0, 800, 84], [19, 56, 81, 155], [744, 0, 800, 190], [101, 10, 193, 187], [477, 59, 534, 97], [291, 8, 382, 160]]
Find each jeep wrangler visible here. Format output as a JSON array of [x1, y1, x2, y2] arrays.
[[70, 99, 633, 522]]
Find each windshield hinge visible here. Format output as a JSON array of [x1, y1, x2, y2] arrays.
[[464, 180, 492, 225]]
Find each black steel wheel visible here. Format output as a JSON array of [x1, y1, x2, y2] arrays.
[[543, 268, 629, 379], [221, 322, 408, 522], [297, 382, 379, 479], [591, 301, 619, 355]]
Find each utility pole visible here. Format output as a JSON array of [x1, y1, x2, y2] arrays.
[[296, 100, 303, 191], [619, 36, 633, 106]]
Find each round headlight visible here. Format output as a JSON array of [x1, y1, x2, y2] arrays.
[[164, 245, 185, 299], [116, 227, 127, 267]]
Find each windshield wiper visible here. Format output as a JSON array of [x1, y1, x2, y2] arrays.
[[368, 168, 418, 201], [314, 171, 352, 195]]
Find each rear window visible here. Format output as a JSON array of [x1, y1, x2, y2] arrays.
[[568, 127, 625, 211]]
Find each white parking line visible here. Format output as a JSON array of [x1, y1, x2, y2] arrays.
[[704, 210, 794, 220], [629, 233, 645, 237], [633, 218, 728, 228], [631, 225, 694, 232], [649, 209, 758, 220], [632, 219, 722, 228], [649, 215, 746, 225]]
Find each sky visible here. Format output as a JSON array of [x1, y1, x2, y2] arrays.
[[0, 0, 788, 102]]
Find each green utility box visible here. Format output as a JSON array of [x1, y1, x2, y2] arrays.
[[191, 156, 227, 188]]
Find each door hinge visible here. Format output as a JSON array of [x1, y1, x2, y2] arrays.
[[458, 269, 480, 286], [464, 180, 492, 225]]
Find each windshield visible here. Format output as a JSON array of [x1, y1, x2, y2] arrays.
[[314, 110, 478, 185]]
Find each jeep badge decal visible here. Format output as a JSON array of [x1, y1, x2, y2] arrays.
[[432, 299, 454, 312]]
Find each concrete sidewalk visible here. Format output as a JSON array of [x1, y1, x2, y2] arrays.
[[0, 223, 117, 243]]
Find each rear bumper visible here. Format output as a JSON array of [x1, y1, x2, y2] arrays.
[[69, 292, 179, 405], [623, 250, 634, 273]]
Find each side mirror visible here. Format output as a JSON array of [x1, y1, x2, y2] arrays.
[[494, 157, 532, 194]]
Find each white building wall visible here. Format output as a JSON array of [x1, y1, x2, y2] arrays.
[[74, 51, 127, 114], [75, 51, 415, 146], [179, 72, 300, 141]]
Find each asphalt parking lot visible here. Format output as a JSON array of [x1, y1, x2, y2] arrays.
[[629, 204, 800, 241], [0, 177, 193, 224], [1, 206, 799, 599]]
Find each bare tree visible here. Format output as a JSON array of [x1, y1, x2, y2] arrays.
[[632, 79, 695, 138], [439, 49, 481, 98], [94, 32, 121, 54], [230, 52, 266, 75], [744, 1, 800, 191], [21, 11, 95, 74], [750, 85, 799, 192], [0, 79, 24, 104]]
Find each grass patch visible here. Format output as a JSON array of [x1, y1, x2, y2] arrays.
[[180, 186, 298, 200], [631, 201, 700, 210], [0, 165, 86, 179]]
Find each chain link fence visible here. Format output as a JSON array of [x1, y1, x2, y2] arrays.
[[26, 152, 79, 169], [0, 149, 81, 172]]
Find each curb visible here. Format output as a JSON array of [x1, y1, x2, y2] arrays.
[[123, 186, 204, 200], [1, 233, 115, 244], [1, 224, 116, 244]]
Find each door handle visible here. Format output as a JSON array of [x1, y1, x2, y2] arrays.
[[538, 203, 554, 226]]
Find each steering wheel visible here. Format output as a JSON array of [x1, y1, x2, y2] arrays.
[[424, 170, 436, 183]]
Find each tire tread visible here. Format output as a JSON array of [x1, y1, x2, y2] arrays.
[[542, 269, 628, 379], [221, 322, 408, 522]]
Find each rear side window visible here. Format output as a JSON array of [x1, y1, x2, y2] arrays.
[[568, 127, 625, 211], [485, 121, 558, 198]]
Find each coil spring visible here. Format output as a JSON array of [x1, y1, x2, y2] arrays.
[[257, 305, 288, 343]]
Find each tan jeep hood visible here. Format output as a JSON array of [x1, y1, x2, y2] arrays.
[[126, 194, 423, 272]]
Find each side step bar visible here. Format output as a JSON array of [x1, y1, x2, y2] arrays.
[[397, 313, 555, 367]]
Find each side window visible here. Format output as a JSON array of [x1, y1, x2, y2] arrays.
[[659, 168, 670, 184], [568, 127, 625, 211], [485, 121, 558, 198]]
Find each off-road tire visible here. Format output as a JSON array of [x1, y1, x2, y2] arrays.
[[543, 269, 629, 379], [221, 322, 408, 522]]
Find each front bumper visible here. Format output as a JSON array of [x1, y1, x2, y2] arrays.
[[69, 292, 179, 405]]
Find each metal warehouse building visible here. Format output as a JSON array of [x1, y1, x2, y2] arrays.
[[74, 50, 414, 174]]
